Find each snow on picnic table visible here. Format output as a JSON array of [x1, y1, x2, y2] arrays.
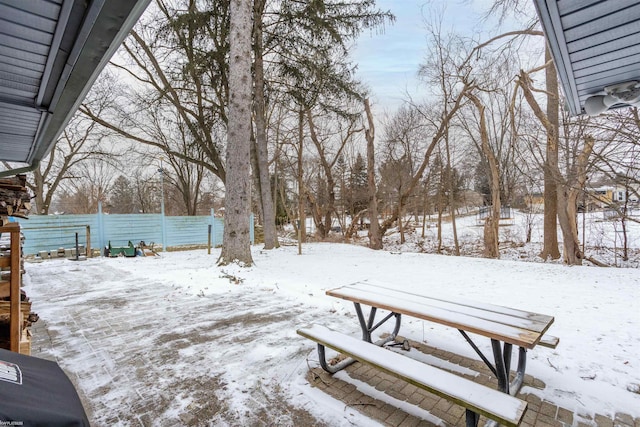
[[23, 243, 640, 425]]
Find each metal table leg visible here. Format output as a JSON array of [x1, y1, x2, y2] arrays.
[[354, 302, 401, 345], [317, 303, 402, 373], [459, 331, 528, 396], [317, 343, 357, 373], [510, 346, 527, 396], [465, 409, 479, 427], [491, 339, 509, 394]]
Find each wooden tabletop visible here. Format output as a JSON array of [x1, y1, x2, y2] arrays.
[[326, 282, 554, 349]]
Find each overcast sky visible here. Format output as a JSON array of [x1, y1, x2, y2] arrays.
[[352, 0, 508, 113]]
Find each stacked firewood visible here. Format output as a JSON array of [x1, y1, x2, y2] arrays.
[[0, 175, 31, 223], [0, 175, 34, 352]]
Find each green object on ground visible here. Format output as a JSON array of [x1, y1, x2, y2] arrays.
[[107, 241, 137, 257]]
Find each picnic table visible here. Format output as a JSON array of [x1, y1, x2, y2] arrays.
[[325, 281, 557, 395], [298, 281, 559, 426]]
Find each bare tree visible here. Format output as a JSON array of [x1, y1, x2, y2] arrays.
[[516, 68, 595, 265], [142, 105, 217, 215], [378, 156, 413, 244], [442, 125, 460, 255], [485, 0, 560, 261], [296, 109, 307, 250], [590, 107, 640, 224], [540, 47, 562, 260], [132, 166, 163, 213], [370, 26, 477, 243], [364, 99, 382, 249], [13, 80, 116, 215], [23, 114, 110, 215], [81, 1, 229, 182], [160, 150, 211, 216], [55, 160, 116, 214], [465, 92, 502, 258], [252, 0, 279, 249], [305, 107, 361, 239], [562, 110, 639, 264], [381, 104, 431, 242]]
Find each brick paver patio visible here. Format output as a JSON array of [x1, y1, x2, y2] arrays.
[[305, 337, 640, 427]]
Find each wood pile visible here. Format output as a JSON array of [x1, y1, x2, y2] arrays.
[[0, 174, 34, 354], [0, 300, 37, 353], [0, 232, 34, 354], [0, 174, 31, 222]]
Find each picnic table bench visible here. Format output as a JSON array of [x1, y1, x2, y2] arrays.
[[299, 325, 527, 427], [298, 281, 559, 426]]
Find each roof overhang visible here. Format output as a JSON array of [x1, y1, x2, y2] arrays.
[[533, 0, 640, 116], [0, 0, 150, 175]]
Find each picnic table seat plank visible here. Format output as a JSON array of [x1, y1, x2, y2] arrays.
[[538, 335, 560, 349], [327, 283, 554, 349], [298, 325, 527, 427]]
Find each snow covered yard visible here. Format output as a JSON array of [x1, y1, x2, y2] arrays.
[[24, 243, 640, 426]]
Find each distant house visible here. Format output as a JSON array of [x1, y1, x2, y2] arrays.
[[612, 186, 639, 204], [585, 186, 614, 209], [526, 189, 609, 210], [586, 183, 639, 209], [524, 193, 544, 211], [524, 183, 638, 212]]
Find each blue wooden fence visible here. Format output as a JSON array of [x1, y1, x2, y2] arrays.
[[11, 206, 254, 256]]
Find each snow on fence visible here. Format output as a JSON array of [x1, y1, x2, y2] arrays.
[[11, 206, 254, 256]]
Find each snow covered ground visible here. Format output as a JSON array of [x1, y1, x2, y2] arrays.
[[22, 220, 640, 425], [362, 210, 640, 268]]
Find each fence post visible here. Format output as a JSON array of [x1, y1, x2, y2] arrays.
[[98, 202, 105, 256], [210, 208, 216, 247], [161, 202, 167, 252], [86, 225, 91, 258]]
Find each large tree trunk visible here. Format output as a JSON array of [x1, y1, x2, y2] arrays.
[[218, 0, 254, 266], [466, 93, 501, 258], [541, 46, 561, 260], [364, 99, 382, 249], [305, 189, 326, 237], [517, 54, 563, 261], [444, 129, 460, 255], [249, 131, 263, 221], [554, 136, 594, 265], [252, 0, 279, 249], [556, 188, 580, 264], [486, 159, 501, 260], [305, 109, 354, 240], [297, 108, 306, 254], [483, 216, 499, 258], [32, 168, 46, 214]]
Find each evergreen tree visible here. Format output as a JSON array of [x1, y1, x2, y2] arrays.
[[474, 158, 491, 205], [348, 153, 368, 215], [109, 175, 136, 213]]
